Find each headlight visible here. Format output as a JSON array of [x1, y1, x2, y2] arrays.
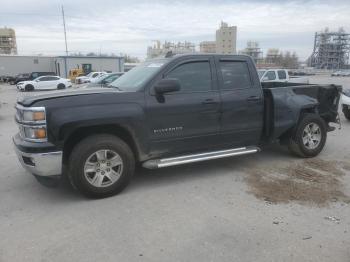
[[16, 106, 46, 124], [20, 125, 47, 141], [23, 110, 46, 122], [15, 105, 47, 142]]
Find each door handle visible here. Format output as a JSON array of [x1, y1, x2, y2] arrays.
[[202, 99, 218, 105], [246, 96, 261, 102]]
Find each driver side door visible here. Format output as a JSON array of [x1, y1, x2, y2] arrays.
[[145, 57, 222, 157]]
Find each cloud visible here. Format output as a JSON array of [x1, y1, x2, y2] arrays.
[[0, 0, 349, 60]]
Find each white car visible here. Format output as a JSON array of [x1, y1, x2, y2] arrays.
[[75, 72, 106, 84], [17, 76, 72, 91], [341, 89, 350, 120], [258, 69, 309, 84], [332, 70, 350, 77]]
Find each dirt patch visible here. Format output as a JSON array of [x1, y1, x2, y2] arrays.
[[245, 158, 350, 206]]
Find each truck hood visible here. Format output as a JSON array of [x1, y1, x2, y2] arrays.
[[17, 88, 120, 107]]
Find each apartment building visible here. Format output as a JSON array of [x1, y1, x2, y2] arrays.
[[215, 22, 237, 54], [0, 27, 17, 55]]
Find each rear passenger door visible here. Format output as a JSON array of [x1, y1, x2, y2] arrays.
[[49, 76, 60, 88], [216, 58, 264, 147]]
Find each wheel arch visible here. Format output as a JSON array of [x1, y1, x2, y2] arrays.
[[25, 84, 34, 91], [279, 106, 318, 143], [62, 124, 141, 165]]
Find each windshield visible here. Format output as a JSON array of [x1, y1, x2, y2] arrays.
[[257, 70, 266, 79], [109, 60, 167, 91], [95, 74, 110, 83], [103, 74, 122, 84]]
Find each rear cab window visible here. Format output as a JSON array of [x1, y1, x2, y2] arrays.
[[277, 70, 287, 80], [219, 61, 252, 90]]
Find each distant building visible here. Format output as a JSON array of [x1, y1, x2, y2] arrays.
[[147, 40, 195, 59], [265, 48, 280, 65], [0, 27, 17, 55], [0, 55, 124, 77], [239, 41, 263, 63], [215, 22, 237, 54], [310, 28, 350, 69], [200, 41, 216, 53]]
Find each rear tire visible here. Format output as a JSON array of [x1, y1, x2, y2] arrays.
[[343, 105, 350, 120], [288, 113, 327, 158], [57, 83, 66, 90], [25, 84, 34, 92], [68, 134, 135, 198]]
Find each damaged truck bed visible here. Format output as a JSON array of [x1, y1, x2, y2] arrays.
[[262, 82, 341, 141]]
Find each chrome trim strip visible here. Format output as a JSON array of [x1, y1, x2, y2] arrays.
[[142, 147, 259, 169], [15, 104, 46, 111], [160, 147, 247, 162]]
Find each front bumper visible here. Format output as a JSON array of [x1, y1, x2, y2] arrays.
[[13, 138, 63, 177]]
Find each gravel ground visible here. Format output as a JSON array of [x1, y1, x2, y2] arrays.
[[0, 77, 350, 262]]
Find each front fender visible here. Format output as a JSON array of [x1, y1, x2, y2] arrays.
[[47, 103, 149, 157]]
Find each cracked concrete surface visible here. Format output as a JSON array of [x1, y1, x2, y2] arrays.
[[0, 75, 349, 262]]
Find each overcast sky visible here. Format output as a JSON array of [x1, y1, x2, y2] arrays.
[[1, 0, 349, 60]]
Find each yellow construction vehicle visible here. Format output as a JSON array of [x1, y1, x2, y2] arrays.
[[69, 68, 84, 82]]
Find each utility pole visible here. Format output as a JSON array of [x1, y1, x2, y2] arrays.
[[61, 5, 68, 78], [61, 5, 68, 56]]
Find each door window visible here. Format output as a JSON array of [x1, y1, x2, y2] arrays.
[[165, 61, 212, 92], [38, 76, 51, 81], [265, 71, 276, 80], [46, 76, 59, 81], [219, 61, 252, 90], [277, 70, 287, 80]]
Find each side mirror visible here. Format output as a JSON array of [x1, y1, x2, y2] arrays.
[[154, 79, 181, 94], [262, 76, 269, 82]]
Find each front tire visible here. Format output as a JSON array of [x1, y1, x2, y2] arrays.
[[343, 105, 350, 120], [68, 134, 135, 198], [25, 84, 34, 92], [288, 113, 327, 158]]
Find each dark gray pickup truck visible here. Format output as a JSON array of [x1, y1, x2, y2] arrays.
[[13, 54, 341, 198]]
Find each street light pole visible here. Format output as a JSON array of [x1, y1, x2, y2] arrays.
[[61, 5, 68, 56], [61, 5, 68, 78]]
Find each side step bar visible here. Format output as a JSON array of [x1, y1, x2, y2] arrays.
[[142, 146, 260, 169]]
